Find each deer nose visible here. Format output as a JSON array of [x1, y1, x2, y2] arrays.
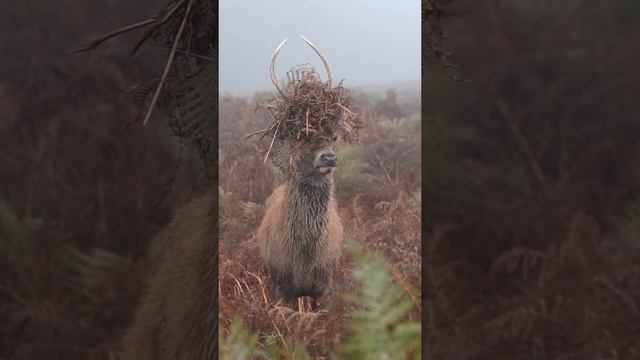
[[320, 152, 338, 166]]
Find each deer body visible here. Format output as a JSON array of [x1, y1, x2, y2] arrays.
[[257, 175, 343, 302], [119, 194, 217, 360]]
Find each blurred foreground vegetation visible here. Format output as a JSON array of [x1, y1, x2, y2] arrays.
[[425, 0, 640, 358]]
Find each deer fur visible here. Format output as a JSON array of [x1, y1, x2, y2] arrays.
[[256, 145, 343, 303], [119, 193, 217, 360]]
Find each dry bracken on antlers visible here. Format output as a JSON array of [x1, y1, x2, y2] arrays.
[[252, 36, 361, 169]]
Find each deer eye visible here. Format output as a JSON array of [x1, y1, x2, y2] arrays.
[[332, 135, 339, 142]]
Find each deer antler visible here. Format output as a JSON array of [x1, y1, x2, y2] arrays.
[[270, 38, 288, 99], [300, 35, 334, 88]]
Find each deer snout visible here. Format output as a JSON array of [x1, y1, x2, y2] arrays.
[[320, 152, 337, 167], [314, 149, 338, 174]]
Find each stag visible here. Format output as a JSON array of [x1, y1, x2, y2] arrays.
[[256, 36, 344, 310], [118, 194, 216, 360]]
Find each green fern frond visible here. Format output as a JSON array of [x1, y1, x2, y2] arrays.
[[220, 316, 313, 360], [340, 238, 422, 360], [279, 338, 313, 360], [262, 334, 281, 359], [219, 312, 317, 359], [239, 201, 260, 217], [262, 336, 312, 360], [219, 316, 264, 360]]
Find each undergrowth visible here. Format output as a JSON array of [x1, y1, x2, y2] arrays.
[[218, 83, 421, 358], [424, 1, 640, 358], [219, 239, 421, 360]]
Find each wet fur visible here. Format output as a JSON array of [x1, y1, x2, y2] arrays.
[[257, 173, 343, 302], [119, 194, 217, 360]]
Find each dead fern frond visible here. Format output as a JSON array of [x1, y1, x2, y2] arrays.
[[483, 304, 562, 344], [490, 247, 551, 282], [75, 0, 217, 182]]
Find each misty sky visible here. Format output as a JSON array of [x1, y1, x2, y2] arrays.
[[219, 0, 420, 94]]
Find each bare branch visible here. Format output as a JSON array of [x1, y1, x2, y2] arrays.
[[130, 0, 187, 55], [142, 0, 194, 126], [72, 18, 156, 53]]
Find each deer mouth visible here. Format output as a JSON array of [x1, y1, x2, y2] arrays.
[[316, 165, 336, 175]]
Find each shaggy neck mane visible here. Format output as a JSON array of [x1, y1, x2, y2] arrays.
[[285, 176, 333, 259]]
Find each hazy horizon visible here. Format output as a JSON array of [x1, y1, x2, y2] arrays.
[[219, 79, 421, 98], [219, 0, 420, 93]]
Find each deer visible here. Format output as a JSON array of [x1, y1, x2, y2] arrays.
[[256, 36, 344, 311], [118, 194, 217, 360]]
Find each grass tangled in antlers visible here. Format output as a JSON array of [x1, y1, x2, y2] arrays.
[[247, 74, 361, 163]]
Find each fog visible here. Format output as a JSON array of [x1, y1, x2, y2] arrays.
[[219, 0, 421, 95]]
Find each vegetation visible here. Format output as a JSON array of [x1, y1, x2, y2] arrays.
[[0, 1, 204, 358], [219, 239, 421, 360], [4, 0, 638, 359], [339, 240, 421, 360], [218, 82, 421, 358], [0, 2, 421, 357], [425, 0, 640, 358]]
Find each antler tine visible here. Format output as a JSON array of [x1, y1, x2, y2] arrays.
[[270, 38, 288, 99], [300, 35, 334, 88]]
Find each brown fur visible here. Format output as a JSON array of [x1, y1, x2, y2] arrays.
[[119, 193, 217, 360], [256, 170, 343, 302]]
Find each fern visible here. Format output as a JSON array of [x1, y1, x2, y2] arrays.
[[161, 59, 217, 181], [339, 238, 421, 360], [219, 316, 311, 360], [219, 238, 420, 359], [219, 316, 264, 360], [63, 246, 131, 299], [239, 200, 260, 217], [269, 338, 312, 360], [77, 0, 217, 182]]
